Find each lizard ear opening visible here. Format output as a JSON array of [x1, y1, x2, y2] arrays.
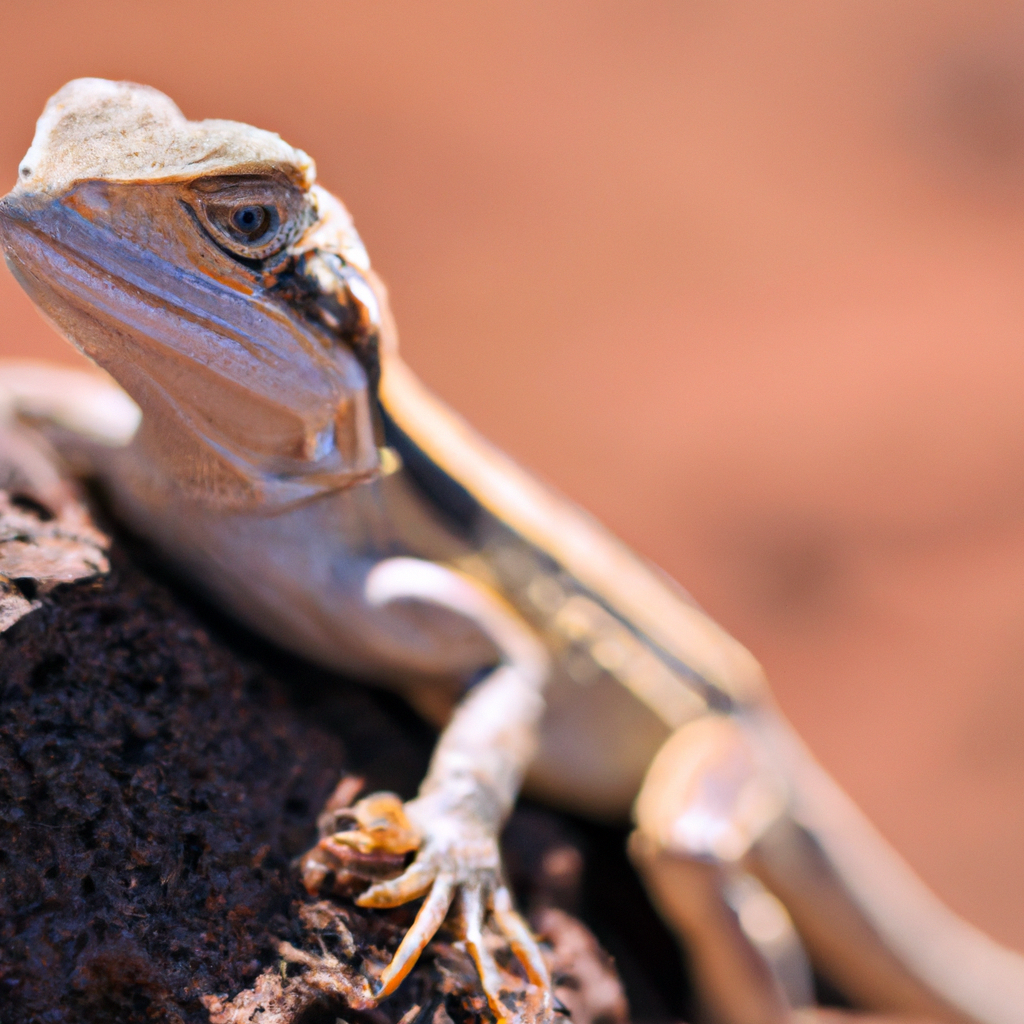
[[186, 174, 312, 261]]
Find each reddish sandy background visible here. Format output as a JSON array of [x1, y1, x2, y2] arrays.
[[1, 2, 1022, 953]]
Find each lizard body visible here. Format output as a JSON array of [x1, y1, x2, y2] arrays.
[[1, 80, 1021, 1024]]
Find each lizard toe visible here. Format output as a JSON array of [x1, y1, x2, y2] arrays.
[[375, 871, 456, 998], [356, 859, 438, 908], [462, 883, 510, 1022]]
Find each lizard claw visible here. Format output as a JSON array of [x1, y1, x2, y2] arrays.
[[371, 870, 456, 997], [318, 791, 553, 1021], [368, 870, 552, 1024], [321, 791, 422, 859], [469, 884, 553, 1022]]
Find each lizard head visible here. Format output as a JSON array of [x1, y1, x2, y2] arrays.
[[0, 78, 395, 508]]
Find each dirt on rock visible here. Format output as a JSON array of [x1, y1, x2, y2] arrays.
[[0, 539, 348, 1022]]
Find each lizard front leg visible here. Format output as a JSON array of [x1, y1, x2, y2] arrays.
[[310, 557, 554, 1022], [0, 361, 141, 450]]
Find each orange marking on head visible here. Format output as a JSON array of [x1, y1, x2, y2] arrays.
[[198, 266, 254, 295]]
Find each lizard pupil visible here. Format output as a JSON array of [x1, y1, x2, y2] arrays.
[[191, 182, 295, 259], [231, 205, 269, 237]]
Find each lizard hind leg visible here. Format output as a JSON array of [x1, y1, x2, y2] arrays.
[[631, 714, 812, 1024]]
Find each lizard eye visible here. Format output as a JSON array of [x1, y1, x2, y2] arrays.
[[187, 176, 309, 261], [230, 204, 274, 239], [203, 199, 283, 256]]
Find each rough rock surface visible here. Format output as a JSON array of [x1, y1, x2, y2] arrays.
[[0, 540, 348, 1023], [0, 478, 670, 1022]]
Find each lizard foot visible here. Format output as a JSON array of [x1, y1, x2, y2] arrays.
[[317, 790, 554, 1023]]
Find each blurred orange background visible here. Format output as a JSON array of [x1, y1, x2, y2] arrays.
[[2, 1, 1022, 954]]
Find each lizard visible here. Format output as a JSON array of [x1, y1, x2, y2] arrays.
[[1, 78, 1022, 1024]]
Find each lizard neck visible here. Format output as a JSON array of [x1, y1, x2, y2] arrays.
[[114, 388, 376, 514]]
